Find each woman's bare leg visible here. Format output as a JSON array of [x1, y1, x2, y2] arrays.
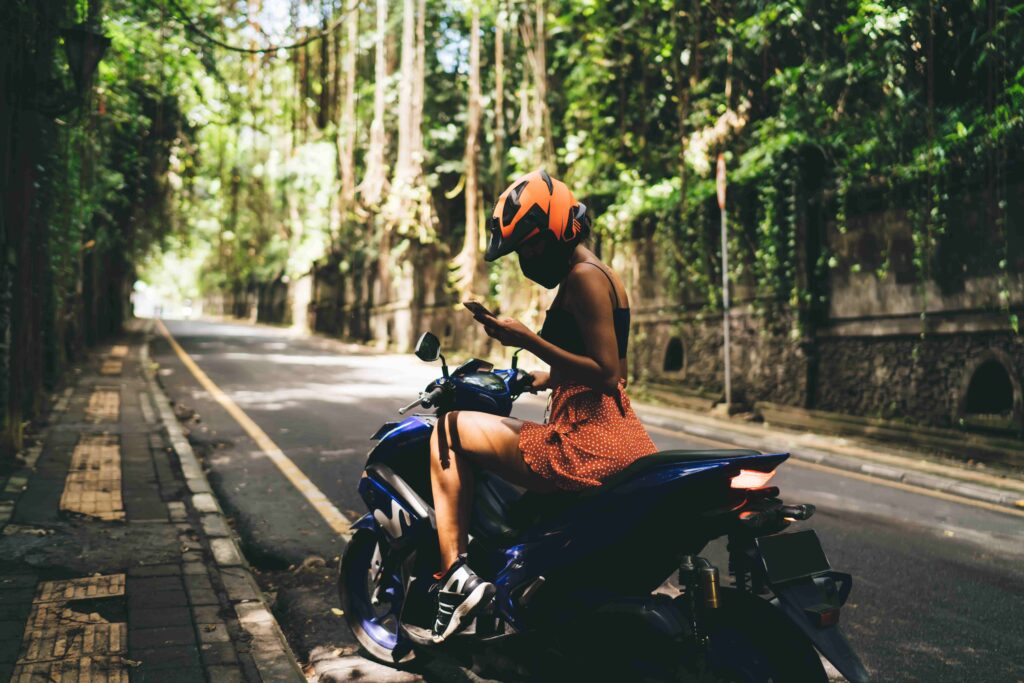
[[430, 410, 557, 571]]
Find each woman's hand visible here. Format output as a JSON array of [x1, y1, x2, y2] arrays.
[[477, 314, 534, 349], [526, 370, 550, 393]]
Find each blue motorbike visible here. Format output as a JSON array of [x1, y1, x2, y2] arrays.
[[339, 331, 871, 682]]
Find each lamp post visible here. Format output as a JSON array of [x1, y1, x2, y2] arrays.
[[25, 22, 110, 116], [62, 23, 111, 95]]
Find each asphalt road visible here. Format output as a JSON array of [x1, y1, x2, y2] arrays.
[[151, 318, 1024, 682]]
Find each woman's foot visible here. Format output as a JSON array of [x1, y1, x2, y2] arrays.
[[431, 555, 495, 643]]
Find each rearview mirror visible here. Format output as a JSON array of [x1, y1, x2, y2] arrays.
[[414, 332, 441, 362]]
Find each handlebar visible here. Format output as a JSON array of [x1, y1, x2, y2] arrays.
[[398, 385, 446, 415], [396, 367, 539, 416]]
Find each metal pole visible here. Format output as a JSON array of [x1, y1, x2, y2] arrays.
[[721, 204, 731, 409], [716, 153, 731, 410]]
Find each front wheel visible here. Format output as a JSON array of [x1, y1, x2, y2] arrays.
[[692, 587, 827, 683], [338, 529, 415, 664]]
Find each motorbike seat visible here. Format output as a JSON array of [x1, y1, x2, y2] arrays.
[[474, 449, 760, 540]]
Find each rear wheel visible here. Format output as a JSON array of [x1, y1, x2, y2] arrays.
[[694, 587, 827, 683], [338, 529, 415, 664]]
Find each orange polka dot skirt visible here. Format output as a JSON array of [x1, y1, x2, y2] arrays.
[[519, 379, 658, 491]]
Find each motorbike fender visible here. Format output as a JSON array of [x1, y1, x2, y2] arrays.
[[351, 512, 379, 532], [771, 575, 871, 683]]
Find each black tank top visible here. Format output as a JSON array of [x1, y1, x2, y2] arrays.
[[539, 262, 630, 358]]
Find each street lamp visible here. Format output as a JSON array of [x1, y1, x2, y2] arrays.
[[62, 23, 111, 95], [24, 22, 110, 116]]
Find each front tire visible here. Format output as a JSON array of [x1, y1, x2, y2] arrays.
[[338, 529, 415, 665], [695, 587, 828, 683]]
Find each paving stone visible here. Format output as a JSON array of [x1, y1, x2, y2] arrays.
[[315, 656, 423, 683], [178, 536, 203, 552], [132, 644, 201, 669], [210, 538, 243, 566], [191, 493, 219, 514], [35, 573, 125, 602], [128, 576, 184, 593], [128, 563, 181, 578], [183, 573, 214, 595], [198, 621, 231, 644], [130, 606, 192, 629], [235, 652, 262, 682], [186, 588, 221, 607], [182, 562, 209, 577], [199, 640, 239, 666], [128, 589, 189, 610], [181, 550, 205, 564], [129, 624, 197, 649], [250, 654, 305, 683], [219, 569, 260, 603], [200, 513, 231, 538], [191, 605, 229, 624], [133, 665, 207, 683], [202, 665, 245, 683]]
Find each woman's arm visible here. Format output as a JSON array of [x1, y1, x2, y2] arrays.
[[479, 265, 621, 393]]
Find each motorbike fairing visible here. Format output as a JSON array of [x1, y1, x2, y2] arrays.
[[358, 469, 429, 548]]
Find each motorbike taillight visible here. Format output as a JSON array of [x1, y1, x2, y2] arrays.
[[730, 469, 777, 489]]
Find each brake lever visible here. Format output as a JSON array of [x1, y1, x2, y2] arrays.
[[398, 395, 424, 415]]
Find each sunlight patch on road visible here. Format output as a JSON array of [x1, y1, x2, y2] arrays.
[[228, 382, 435, 411]]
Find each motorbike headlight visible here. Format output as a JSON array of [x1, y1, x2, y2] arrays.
[[460, 372, 506, 392]]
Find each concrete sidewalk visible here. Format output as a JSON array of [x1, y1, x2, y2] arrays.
[[0, 324, 303, 682]]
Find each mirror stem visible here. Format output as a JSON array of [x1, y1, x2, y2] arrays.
[[439, 353, 449, 379]]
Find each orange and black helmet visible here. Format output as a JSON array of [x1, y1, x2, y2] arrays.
[[484, 169, 587, 262]]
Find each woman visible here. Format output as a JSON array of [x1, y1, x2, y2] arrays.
[[428, 169, 659, 643]]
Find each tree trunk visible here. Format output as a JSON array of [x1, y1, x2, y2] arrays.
[[337, 0, 358, 213], [360, 0, 390, 207], [455, 5, 483, 294], [411, 0, 427, 178], [492, 4, 506, 195], [534, 0, 555, 171], [519, 1, 554, 171], [393, 0, 415, 194]]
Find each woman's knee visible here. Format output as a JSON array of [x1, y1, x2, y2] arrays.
[[431, 411, 462, 470]]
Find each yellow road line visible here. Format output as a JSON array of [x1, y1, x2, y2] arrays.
[[644, 423, 1024, 519], [156, 319, 352, 537]]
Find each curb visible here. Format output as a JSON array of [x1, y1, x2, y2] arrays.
[[141, 331, 306, 683], [633, 405, 1024, 513]]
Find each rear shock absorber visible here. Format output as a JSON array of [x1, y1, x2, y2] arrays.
[[679, 555, 721, 647], [698, 560, 720, 610]]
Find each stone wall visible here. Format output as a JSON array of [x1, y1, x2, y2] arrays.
[[814, 330, 1024, 432], [630, 308, 808, 407]]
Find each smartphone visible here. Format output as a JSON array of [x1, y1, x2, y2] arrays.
[[463, 300, 497, 318]]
